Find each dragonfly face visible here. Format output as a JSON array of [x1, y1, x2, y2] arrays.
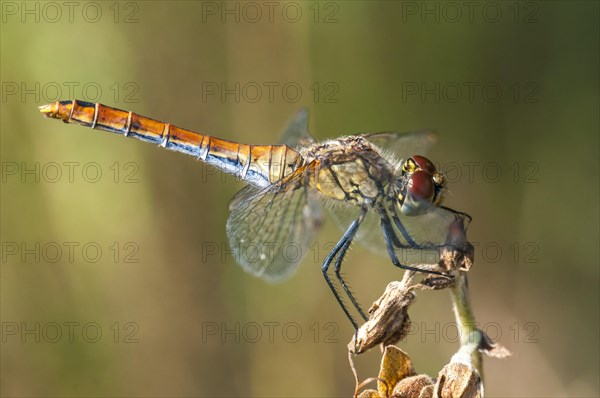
[[396, 155, 446, 216]]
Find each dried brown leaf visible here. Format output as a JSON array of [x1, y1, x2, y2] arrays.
[[377, 346, 417, 395], [479, 329, 513, 359], [349, 282, 415, 354]]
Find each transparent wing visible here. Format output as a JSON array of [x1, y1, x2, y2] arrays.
[[327, 201, 467, 265], [278, 108, 316, 149], [360, 130, 437, 162], [226, 171, 323, 282], [326, 202, 386, 253], [389, 204, 469, 265], [228, 185, 258, 211], [397, 207, 459, 245]]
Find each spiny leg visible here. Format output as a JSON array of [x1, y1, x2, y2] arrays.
[[390, 204, 444, 252], [381, 209, 448, 276], [322, 207, 367, 330], [391, 211, 418, 247], [322, 234, 358, 329], [334, 235, 368, 322], [380, 208, 405, 248], [390, 204, 462, 270]]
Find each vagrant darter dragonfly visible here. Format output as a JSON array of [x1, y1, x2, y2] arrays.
[[39, 100, 471, 330]]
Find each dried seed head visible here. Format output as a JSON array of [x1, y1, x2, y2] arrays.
[[391, 374, 435, 398], [349, 283, 415, 354], [434, 362, 483, 398]]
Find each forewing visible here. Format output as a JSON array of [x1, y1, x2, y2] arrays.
[[226, 172, 323, 282], [361, 130, 437, 162], [278, 108, 316, 149]]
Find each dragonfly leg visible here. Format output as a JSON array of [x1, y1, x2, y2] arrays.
[[322, 207, 367, 330], [392, 204, 469, 261], [380, 208, 406, 248], [389, 203, 447, 252], [391, 212, 418, 247], [440, 205, 472, 224], [381, 214, 448, 276], [334, 238, 369, 322]]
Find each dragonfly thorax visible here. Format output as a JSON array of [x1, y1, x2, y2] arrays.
[[303, 137, 396, 206]]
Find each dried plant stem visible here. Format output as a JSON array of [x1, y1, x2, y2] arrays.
[[399, 268, 416, 289], [449, 272, 483, 377]]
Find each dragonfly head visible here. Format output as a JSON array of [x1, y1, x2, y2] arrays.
[[396, 155, 446, 215]]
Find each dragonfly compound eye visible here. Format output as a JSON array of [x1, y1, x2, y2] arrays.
[[407, 170, 435, 202], [398, 170, 436, 216], [410, 155, 436, 174]]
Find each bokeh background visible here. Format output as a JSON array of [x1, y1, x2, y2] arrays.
[[1, 1, 598, 397]]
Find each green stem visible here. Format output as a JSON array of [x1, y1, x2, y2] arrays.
[[450, 273, 483, 378]]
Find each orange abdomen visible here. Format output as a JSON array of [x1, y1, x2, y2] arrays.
[[39, 100, 303, 188]]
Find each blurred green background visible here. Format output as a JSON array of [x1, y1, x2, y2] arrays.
[[1, 1, 598, 396]]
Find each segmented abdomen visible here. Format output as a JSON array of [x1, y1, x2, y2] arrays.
[[39, 100, 303, 188]]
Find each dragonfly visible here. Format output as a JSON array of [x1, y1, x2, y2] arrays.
[[39, 100, 471, 330]]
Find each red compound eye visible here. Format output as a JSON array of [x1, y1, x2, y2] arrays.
[[411, 155, 436, 174], [407, 171, 435, 202]]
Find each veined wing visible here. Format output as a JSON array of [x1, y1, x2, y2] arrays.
[[325, 202, 382, 251], [328, 129, 446, 259], [388, 204, 471, 265], [327, 203, 468, 266], [223, 108, 314, 189], [224, 108, 319, 281], [226, 168, 323, 282], [228, 108, 315, 210], [391, 204, 468, 247], [360, 130, 437, 162], [278, 108, 316, 149]]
